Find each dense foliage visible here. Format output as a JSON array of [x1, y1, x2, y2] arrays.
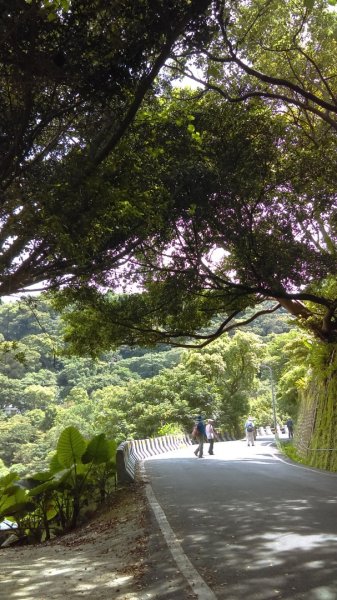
[[175, 0, 337, 129], [0, 0, 211, 296], [54, 89, 337, 351], [0, 426, 117, 543], [0, 297, 297, 476]]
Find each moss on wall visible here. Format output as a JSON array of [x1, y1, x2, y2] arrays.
[[296, 344, 337, 471]]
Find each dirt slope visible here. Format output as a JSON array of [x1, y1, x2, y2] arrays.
[[0, 484, 148, 600]]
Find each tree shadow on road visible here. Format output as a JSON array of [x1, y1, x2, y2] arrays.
[[145, 441, 337, 599]]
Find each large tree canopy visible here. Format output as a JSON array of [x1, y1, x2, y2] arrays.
[[2, 0, 337, 351], [53, 89, 337, 354], [0, 0, 211, 297]]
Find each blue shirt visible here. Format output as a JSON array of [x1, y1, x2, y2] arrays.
[[196, 420, 206, 436]]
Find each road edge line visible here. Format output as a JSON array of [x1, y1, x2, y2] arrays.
[[145, 482, 217, 600]]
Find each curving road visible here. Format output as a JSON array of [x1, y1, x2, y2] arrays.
[[143, 436, 337, 600]]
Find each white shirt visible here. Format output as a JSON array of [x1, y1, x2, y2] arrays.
[[206, 423, 214, 439]]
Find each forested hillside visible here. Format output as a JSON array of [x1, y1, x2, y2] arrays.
[[0, 296, 302, 476], [1, 1, 337, 477]]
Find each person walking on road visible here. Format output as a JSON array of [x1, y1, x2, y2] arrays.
[[245, 416, 255, 447], [286, 417, 294, 439], [193, 416, 206, 458], [206, 419, 216, 455]]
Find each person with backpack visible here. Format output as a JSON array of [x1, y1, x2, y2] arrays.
[[193, 415, 206, 458], [245, 416, 255, 447]]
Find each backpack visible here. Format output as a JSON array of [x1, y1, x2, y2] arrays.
[[246, 423, 254, 433], [191, 425, 198, 438]]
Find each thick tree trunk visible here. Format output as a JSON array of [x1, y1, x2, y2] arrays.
[[276, 298, 337, 343]]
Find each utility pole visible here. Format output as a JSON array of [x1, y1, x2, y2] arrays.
[[261, 364, 278, 437]]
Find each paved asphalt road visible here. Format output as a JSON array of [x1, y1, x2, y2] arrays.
[[143, 436, 337, 600]]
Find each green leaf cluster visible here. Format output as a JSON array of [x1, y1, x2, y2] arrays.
[[0, 426, 117, 543]]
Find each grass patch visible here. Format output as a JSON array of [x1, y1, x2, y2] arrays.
[[277, 440, 307, 465]]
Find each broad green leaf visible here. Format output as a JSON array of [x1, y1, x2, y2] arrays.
[[49, 452, 64, 473], [51, 463, 88, 487], [1, 484, 22, 496], [46, 504, 58, 520], [52, 468, 73, 484], [56, 426, 87, 468], [3, 501, 35, 517], [81, 434, 115, 464], [107, 440, 117, 457], [0, 472, 18, 489], [29, 472, 54, 483], [17, 478, 42, 490], [0, 489, 30, 516], [28, 480, 56, 496]]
